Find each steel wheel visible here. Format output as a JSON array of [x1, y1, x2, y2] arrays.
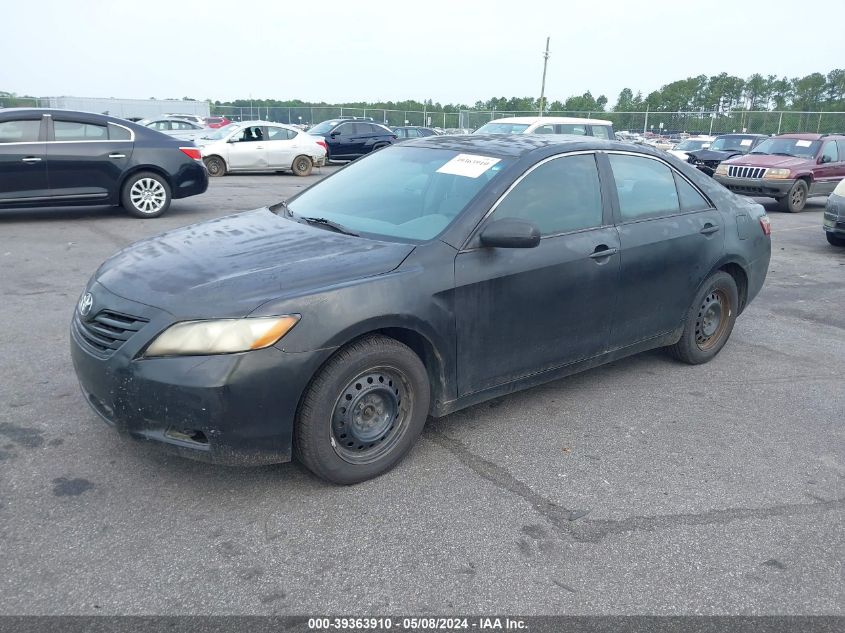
[[694, 288, 731, 351], [790, 185, 805, 209], [330, 366, 411, 465], [129, 178, 167, 215], [204, 156, 226, 177]]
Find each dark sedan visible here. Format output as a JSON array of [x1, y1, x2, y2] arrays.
[[687, 133, 768, 176], [308, 119, 396, 161], [0, 108, 208, 217], [71, 135, 771, 484]]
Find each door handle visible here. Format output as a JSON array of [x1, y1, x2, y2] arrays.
[[22, 157, 42, 163], [589, 245, 618, 259], [108, 153, 126, 159], [700, 223, 720, 235]]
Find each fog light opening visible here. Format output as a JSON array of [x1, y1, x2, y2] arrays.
[[165, 427, 209, 445]]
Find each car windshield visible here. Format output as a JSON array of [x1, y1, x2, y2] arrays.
[[709, 136, 755, 152], [750, 138, 820, 158], [474, 122, 531, 135], [308, 120, 341, 135], [285, 146, 511, 241], [675, 139, 711, 151], [200, 123, 238, 140]]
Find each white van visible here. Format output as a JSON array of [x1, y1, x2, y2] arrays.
[[473, 116, 614, 139]]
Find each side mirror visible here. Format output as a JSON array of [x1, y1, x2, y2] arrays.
[[227, 137, 238, 143], [330, 130, 340, 137], [479, 218, 541, 249], [819, 155, 832, 164]]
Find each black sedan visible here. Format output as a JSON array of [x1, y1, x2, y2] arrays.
[[307, 119, 396, 161], [0, 108, 208, 217], [70, 135, 771, 483]]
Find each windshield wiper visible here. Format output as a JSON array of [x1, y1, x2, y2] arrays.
[[770, 152, 795, 157], [300, 216, 359, 237]]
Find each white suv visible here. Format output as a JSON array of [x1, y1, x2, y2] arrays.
[[474, 116, 614, 139]]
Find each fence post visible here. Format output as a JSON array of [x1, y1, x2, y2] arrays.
[[817, 112, 823, 133], [777, 111, 783, 134]]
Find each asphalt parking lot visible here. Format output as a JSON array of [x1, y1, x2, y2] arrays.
[[0, 170, 842, 616]]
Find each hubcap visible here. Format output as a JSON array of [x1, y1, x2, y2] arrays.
[[129, 178, 166, 214], [331, 367, 410, 464], [694, 289, 730, 351]]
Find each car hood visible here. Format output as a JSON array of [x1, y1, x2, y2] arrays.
[[724, 154, 810, 169], [94, 209, 415, 319], [688, 149, 742, 161]]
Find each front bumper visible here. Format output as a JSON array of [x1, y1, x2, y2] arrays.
[[714, 175, 794, 197], [70, 283, 332, 466], [824, 194, 845, 237]]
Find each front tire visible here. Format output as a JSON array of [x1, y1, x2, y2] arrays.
[[668, 271, 739, 365], [826, 232, 845, 246], [121, 172, 171, 218], [291, 155, 313, 177], [294, 335, 430, 484], [204, 155, 227, 177], [777, 180, 808, 213]]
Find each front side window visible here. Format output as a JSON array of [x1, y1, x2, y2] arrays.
[[54, 120, 108, 141], [0, 119, 40, 143], [609, 154, 680, 220], [490, 154, 603, 236], [236, 126, 264, 142], [821, 141, 839, 163], [286, 146, 510, 241]]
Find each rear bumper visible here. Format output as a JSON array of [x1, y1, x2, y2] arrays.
[[715, 175, 794, 197], [824, 195, 845, 236], [172, 161, 209, 200], [745, 250, 771, 310]]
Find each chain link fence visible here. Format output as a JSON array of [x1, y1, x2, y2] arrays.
[[209, 105, 464, 129], [457, 110, 845, 135]]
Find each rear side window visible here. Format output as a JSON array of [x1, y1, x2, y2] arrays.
[[267, 127, 296, 140], [609, 154, 679, 220], [0, 119, 40, 143], [490, 154, 603, 235], [674, 173, 710, 211], [591, 125, 611, 140], [54, 120, 108, 141], [108, 123, 132, 140], [533, 124, 556, 135], [556, 124, 586, 135]]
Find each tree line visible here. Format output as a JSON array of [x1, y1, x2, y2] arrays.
[[4, 69, 845, 114]]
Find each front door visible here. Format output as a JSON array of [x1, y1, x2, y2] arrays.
[[227, 125, 268, 170], [454, 152, 620, 396], [0, 116, 48, 203], [605, 152, 725, 349]]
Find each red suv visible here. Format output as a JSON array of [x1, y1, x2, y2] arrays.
[[714, 133, 845, 212]]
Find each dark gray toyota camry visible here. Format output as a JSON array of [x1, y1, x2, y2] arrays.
[[71, 135, 771, 484]]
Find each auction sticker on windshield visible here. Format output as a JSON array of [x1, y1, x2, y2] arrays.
[[796, 140, 813, 147], [740, 139, 752, 146], [437, 154, 501, 178]]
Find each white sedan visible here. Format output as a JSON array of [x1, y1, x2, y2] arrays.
[[196, 121, 327, 177], [667, 135, 715, 161]]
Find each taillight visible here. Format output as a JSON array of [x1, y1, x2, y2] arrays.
[[316, 139, 328, 152], [179, 147, 202, 160], [759, 215, 771, 236]]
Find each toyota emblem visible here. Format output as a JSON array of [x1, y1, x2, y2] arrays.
[[78, 292, 94, 317]]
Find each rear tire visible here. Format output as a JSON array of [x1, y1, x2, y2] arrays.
[[827, 232, 845, 246], [121, 171, 171, 218], [668, 271, 739, 365], [294, 335, 430, 484], [777, 180, 807, 213], [203, 155, 227, 178], [291, 155, 313, 177]]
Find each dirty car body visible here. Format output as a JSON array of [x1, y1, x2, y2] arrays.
[[70, 135, 771, 473]]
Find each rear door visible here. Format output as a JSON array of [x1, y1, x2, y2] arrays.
[[454, 152, 621, 395], [0, 116, 48, 203], [227, 125, 268, 170], [47, 117, 134, 202], [265, 126, 299, 168], [605, 152, 724, 349]]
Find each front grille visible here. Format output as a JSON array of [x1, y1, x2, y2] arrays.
[[75, 310, 148, 354], [728, 165, 766, 179]]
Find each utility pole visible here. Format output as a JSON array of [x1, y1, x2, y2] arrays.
[[538, 37, 550, 117]]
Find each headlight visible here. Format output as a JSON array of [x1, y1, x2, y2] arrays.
[[714, 164, 729, 176], [763, 168, 790, 179], [144, 315, 299, 357]]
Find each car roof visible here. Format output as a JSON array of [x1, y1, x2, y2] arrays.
[[0, 107, 144, 126], [230, 120, 298, 129], [487, 116, 613, 126], [775, 133, 842, 140], [403, 133, 656, 158], [715, 133, 767, 138]]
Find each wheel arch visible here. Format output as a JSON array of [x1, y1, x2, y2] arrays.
[[117, 164, 174, 199], [715, 260, 749, 314]]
